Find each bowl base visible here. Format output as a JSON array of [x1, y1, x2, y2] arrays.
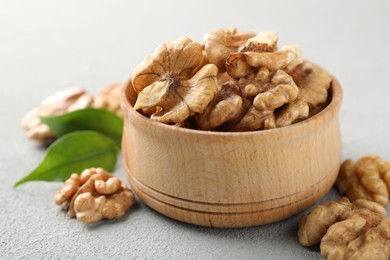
[[124, 163, 338, 228], [121, 74, 343, 228]]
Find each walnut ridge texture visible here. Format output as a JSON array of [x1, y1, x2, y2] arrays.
[[54, 168, 136, 223], [298, 198, 390, 260], [21, 87, 93, 142], [337, 155, 390, 206], [93, 82, 124, 117], [21, 83, 124, 142], [131, 28, 333, 132], [132, 37, 219, 124]]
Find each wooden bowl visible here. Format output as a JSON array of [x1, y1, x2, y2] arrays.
[[120, 71, 342, 228]]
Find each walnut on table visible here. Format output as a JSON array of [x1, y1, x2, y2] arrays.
[[21, 83, 125, 143], [298, 197, 352, 247], [298, 197, 390, 260], [20, 87, 93, 142], [54, 168, 136, 223], [337, 155, 390, 206], [93, 82, 123, 117]]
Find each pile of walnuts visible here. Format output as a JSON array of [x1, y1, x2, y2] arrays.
[[131, 28, 333, 131], [298, 197, 390, 259], [298, 155, 390, 259]]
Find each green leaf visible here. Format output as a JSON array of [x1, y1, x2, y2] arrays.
[[40, 108, 123, 148], [14, 131, 118, 187]]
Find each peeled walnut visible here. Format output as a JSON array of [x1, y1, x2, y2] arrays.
[[337, 155, 390, 206], [233, 70, 299, 131], [298, 198, 389, 260], [207, 68, 273, 131], [322, 201, 389, 260], [54, 168, 136, 223], [130, 29, 331, 132], [225, 53, 254, 79], [132, 37, 219, 124], [195, 80, 242, 130], [203, 28, 256, 71], [276, 61, 332, 127], [21, 83, 127, 142], [240, 68, 268, 94], [54, 173, 82, 207], [239, 31, 279, 53], [253, 70, 299, 111], [226, 44, 303, 79], [21, 87, 93, 142], [298, 197, 352, 246], [338, 217, 390, 259], [204, 29, 281, 74], [93, 83, 123, 117]]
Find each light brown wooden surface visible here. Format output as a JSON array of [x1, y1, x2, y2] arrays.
[[120, 74, 343, 228]]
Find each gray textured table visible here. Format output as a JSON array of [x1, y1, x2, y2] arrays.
[[2, 1, 390, 259]]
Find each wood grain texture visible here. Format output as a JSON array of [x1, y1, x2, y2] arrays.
[[120, 70, 343, 228]]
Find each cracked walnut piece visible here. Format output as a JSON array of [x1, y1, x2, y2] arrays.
[[21, 87, 93, 142], [298, 197, 390, 260], [93, 83, 123, 117], [337, 155, 390, 206], [276, 61, 333, 127], [226, 44, 303, 79], [195, 79, 243, 130], [54, 168, 136, 223], [232, 69, 299, 131], [203, 28, 256, 71], [22, 83, 124, 143], [132, 37, 219, 124]]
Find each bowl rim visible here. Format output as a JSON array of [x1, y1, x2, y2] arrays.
[[120, 65, 342, 138]]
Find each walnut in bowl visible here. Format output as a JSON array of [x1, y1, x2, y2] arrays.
[[130, 29, 331, 132], [120, 29, 342, 228]]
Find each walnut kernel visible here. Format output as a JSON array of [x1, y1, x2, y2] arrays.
[[21, 87, 93, 142], [233, 70, 298, 131], [276, 61, 332, 127], [93, 83, 123, 117], [132, 37, 219, 124], [298, 198, 390, 260], [131, 29, 332, 132], [337, 155, 390, 206], [203, 28, 256, 71], [195, 79, 242, 130], [54, 168, 136, 223]]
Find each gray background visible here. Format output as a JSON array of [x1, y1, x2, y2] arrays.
[[1, 0, 390, 259]]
